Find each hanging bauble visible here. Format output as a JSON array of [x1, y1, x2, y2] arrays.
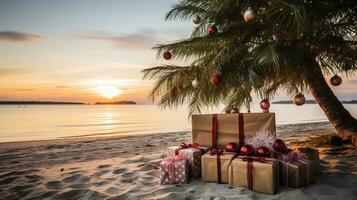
[[191, 79, 199, 88], [330, 74, 342, 86], [192, 16, 201, 24], [225, 143, 238, 152], [210, 75, 220, 85], [163, 51, 172, 60], [260, 99, 270, 110], [257, 146, 271, 157], [272, 139, 287, 153], [243, 7, 256, 22], [208, 25, 218, 35], [293, 93, 305, 106], [240, 144, 255, 156], [230, 107, 239, 114]]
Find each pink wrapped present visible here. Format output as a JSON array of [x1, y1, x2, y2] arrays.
[[167, 143, 209, 178], [160, 155, 190, 185]]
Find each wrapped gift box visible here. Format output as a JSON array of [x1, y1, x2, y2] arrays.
[[229, 156, 279, 195], [192, 113, 276, 148], [296, 147, 320, 174], [167, 144, 209, 178], [201, 151, 236, 184], [279, 160, 313, 188], [160, 155, 190, 185]]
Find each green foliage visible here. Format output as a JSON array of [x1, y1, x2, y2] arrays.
[[142, 0, 357, 114]]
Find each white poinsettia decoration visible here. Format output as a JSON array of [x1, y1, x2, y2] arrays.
[[245, 131, 276, 150]]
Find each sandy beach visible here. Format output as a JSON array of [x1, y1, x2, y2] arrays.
[[0, 122, 356, 200]]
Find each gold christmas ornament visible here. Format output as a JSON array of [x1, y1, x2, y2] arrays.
[[192, 16, 201, 24], [293, 93, 305, 106]]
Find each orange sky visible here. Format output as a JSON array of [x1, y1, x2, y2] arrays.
[[0, 1, 356, 104]]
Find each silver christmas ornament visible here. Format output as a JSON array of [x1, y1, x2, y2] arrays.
[[191, 79, 199, 88], [244, 7, 256, 22]]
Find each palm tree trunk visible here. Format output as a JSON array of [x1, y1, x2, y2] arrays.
[[305, 59, 357, 145]]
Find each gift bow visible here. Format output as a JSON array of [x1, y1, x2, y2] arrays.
[[162, 155, 186, 184], [281, 151, 311, 186], [174, 142, 202, 155]]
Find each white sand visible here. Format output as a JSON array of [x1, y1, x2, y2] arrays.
[[0, 122, 356, 200]]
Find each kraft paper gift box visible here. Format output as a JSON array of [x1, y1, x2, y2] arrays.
[[201, 151, 236, 184], [229, 157, 279, 195], [160, 155, 190, 185], [279, 160, 313, 188], [192, 113, 276, 148], [296, 147, 320, 174], [167, 144, 209, 178]]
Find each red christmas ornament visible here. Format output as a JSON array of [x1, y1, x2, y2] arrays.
[[210, 75, 220, 85], [330, 74, 342, 86], [225, 143, 238, 152], [260, 99, 270, 110], [272, 139, 287, 153], [163, 51, 172, 60], [208, 25, 218, 35], [240, 144, 255, 156], [230, 107, 239, 114], [257, 146, 271, 157]]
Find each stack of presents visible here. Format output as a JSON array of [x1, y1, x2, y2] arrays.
[[160, 112, 320, 195]]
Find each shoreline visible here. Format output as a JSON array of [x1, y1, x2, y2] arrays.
[[0, 121, 331, 146]]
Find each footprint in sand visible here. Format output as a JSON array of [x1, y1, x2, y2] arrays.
[[68, 183, 92, 189], [113, 168, 128, 174], [145, 170, 160, 178], [51, 189, 89, 200], [121, 172, 138, 183], [0, 176, 18, 185], [93, 170, 110, 177], [46, 180, 64, 189], [62, 174, 82, 183], [25, 174, 42, 183], [137, 164, 159, 172], [105, 187, 120, 195]]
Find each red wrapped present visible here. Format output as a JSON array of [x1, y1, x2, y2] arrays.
[[160, 155, 190, 185], [167, 143, 209, 178]]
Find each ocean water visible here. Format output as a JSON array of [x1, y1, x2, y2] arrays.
[[0, 104, 357, 143]]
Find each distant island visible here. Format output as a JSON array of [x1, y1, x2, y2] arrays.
[[95, 101, 137, 105], [273, 100, 357, 104], [0, 101, 85, 105]]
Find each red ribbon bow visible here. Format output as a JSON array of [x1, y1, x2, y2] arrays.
[[174, 142, 202, 156]]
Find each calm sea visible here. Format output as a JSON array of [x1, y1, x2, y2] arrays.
[[1, 104, 357, 143]]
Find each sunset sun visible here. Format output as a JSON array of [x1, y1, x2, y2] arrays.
[[94, 85, 122, 99]]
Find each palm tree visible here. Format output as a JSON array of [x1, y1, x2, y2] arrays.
[[142, 0, 357, 144]]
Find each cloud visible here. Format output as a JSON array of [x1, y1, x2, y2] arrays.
[[13, 88, 36, 91], [55, 85, 70, 89], [76, 30, 158, 50], [0, 31, 44, 43]]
